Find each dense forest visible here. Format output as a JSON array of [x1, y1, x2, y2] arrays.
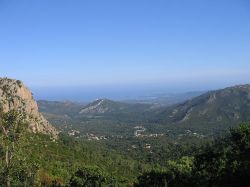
[[0, 109, 250, 186], [0, 79, 249, 186]]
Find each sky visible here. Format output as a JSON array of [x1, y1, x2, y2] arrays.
[[0, 0, 250, 101]]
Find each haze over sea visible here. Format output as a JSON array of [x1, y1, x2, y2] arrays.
[[1, 0, 250, 101]]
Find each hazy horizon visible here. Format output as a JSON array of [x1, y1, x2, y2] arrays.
[[1, 0, 250, 101], [31, 80, 249, 102]]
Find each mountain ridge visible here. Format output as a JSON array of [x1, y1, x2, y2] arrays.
[[79, 98, 152, 115], [0, 78, 58, 138], [154, 84, 250, 133]]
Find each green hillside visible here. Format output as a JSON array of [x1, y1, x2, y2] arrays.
[[39, 85, 250, 137], [154, 85, 250, 134]]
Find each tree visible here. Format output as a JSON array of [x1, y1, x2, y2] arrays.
[[192, 123, 250, 187], [135, 124, 250, 187], [134, 157, 193, 187], [225, 124, 250, 187], [0, 110, 28, 186], [69, 166, 115, 187]]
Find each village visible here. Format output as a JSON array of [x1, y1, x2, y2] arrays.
[[134, 126, 164, 138]]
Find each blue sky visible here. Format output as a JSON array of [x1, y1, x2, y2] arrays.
[[0, 0, 250, 100]]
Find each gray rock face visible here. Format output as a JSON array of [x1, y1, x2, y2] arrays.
[[79, 99, 109, 114], [0, 78, 58, 138]]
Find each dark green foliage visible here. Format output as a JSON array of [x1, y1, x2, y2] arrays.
[[1, 132, 150, 186], [192, 124, 250, 187], [4, 159, 38, 186], [69, 166, 115, 187], [154, 85, 250, 134], [0, 110, 38, 187], [135, 157, 193, 187], [135, 123, 250, 187], [0, 119, 249, 187], [134, 170, 168, 187], [230, 123, 250, 156]]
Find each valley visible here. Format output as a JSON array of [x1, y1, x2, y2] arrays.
[[1, 0, 249, 186], [39, 84, 250, 140], [0, 78, 250, 186]]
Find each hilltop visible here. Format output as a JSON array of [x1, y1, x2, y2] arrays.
[[79, 98, 151, 115], [0, 78, 58, 138], [155, 84, 250, 133]]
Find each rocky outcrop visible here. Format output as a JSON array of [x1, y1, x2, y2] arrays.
[[0, 78, 58, 138], [79, 99, 109, 114]]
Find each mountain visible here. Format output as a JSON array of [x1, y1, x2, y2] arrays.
[[36, 84, 250, 136], [38, 99, 153, 135], [38, 100, 86, 118], [79, 98, 151, 115], [79, 99, 119, 114], [0, 78, 58, 138], [155, 84, 250, 133]]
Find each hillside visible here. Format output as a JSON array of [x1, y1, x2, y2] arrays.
[[38, 85, 250, 136], [155, 84, 250, 133], [79, 99, 151, 115], [0, 78, 58, 137], [38, 100, 86, 118], [39, 99, 153, 136]]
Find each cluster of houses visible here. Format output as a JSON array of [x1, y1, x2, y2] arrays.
[[134, 126, 164, 138], [68, 129, 80, 136], [131, 143, 151, 150], [86, 133, 108, 141], [177, 129, 205, 138]]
